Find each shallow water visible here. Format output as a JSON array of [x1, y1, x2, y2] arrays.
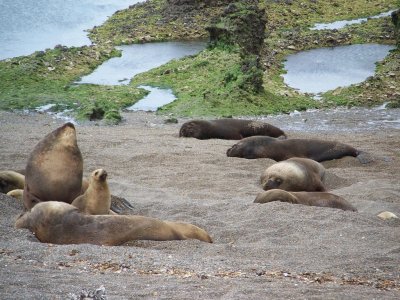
[[77, 41, 206, 85], [0, 0, 141, 60], [311, 10, 395, 30], [282, 44, 395, 94], [262, 105, 400, 133], [127, 86, 176, 112]]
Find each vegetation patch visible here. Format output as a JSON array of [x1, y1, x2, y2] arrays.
[[0, 0, 398, 122], [0, 45, 146, 123]]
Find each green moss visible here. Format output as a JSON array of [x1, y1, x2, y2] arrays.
[[131, 47, 318, 117], [0, 46, 146, 122], [0, 0, 399, 121]]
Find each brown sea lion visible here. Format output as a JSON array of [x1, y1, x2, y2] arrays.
[[23, 122, 83, 210], [260, 158, 326, 192], [254, 189, 357, 212], [6, 175, 133, 214], [227, 136, 360, 162], [0, 170, 25, 194], [15, 201, 213, 245], [179, 119, 287, 140], [71, 169, 111, 215]]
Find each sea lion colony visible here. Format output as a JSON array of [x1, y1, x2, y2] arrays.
[[1, 118, 381, 246]]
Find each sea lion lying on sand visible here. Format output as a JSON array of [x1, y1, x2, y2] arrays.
[[179, 119, 287, 140], [15, 201, 213, 245], [261, 158, 326, 192], [254, 189, 357, 212], [0, 171, 25, 194], [227, 136, 360, 162]]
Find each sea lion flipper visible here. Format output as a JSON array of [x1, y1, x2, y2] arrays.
[[110, 195, 134, 214]]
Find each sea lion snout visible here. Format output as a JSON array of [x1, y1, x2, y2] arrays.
[[94, 169, 107, 181], [263, 179, 281, 190]]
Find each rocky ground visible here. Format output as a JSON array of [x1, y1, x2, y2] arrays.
[[0, 108, 399, 299]]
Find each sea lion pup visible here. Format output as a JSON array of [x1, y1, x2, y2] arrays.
[[254, 189, 357, 212], [0, 170, 25, 194], [24, 122, 83, 210], [71, 169, 111, 215], [15, 201, 213, 245], [260, 158, 326, 192], [227, 136, 359, 162], [179, 119, 287, 140]]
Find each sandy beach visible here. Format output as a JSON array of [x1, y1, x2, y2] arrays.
[[0, 108, 399, 299]]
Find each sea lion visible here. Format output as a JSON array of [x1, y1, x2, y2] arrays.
[[15, 201, 213, 245], [6, 189, 24, 201], [0, 170, 25, 194], [254, 189, 357, 212], [260, 158, 326, 192], [71, 169, 111, 215], [227, 136, 360, 162], [179, 119, 287, 140], [23, 122, 83, 210]]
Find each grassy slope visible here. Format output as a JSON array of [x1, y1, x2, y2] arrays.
[[0, 0, 398, 121]]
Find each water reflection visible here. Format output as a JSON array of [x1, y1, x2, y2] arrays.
[[78, 41, 206, 85], [0, 0, 141, 60], [282, 44, 395, 94]]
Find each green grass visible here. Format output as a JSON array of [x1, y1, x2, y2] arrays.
[[130, 46, 318, 117], [0, 46, 146, 123]]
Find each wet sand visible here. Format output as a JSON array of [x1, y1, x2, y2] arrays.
[[0, 109, 399, 299]]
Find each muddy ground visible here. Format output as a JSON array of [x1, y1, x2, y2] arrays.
[[0, 108, 399, 299]]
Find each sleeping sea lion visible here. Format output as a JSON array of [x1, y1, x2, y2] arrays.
[[0, 170, 25, 194], [24, 122, 83, 209], [71, 169, 111, 215], [227, 136, 360, 162], [260, 158, 326, 192], [179, 119, 287, 140], [6, 189, 24, 201], [15, 201, 213, 245], [254, 189, 357, 212]]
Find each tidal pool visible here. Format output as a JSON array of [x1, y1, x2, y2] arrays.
[[282, 44, 395, 94], [0, 0, 141, 60], [126, 86, 176, 112], [77, 41, 206, 85]]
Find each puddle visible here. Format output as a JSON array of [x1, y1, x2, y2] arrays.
[[77, 41, 206, 85], [126, 86, 177, 112], [282, 44, 395, 94], [34, 104, 76, 124], [311, 10, 395, 30]]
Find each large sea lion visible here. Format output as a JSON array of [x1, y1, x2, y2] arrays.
[[254, 189, 357, 212], [179, 119, 287, 140], [260, 158, 326, 192], [24, 122, 83, 209], [15, 201, 213, 245], [71, 169, 111, 215], [0, 170, 25, 194], [227, 136, 360, 162]]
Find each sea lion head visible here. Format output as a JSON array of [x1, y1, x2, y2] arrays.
[[260, 161, 305, 191], [92, 169, 108, 183]]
